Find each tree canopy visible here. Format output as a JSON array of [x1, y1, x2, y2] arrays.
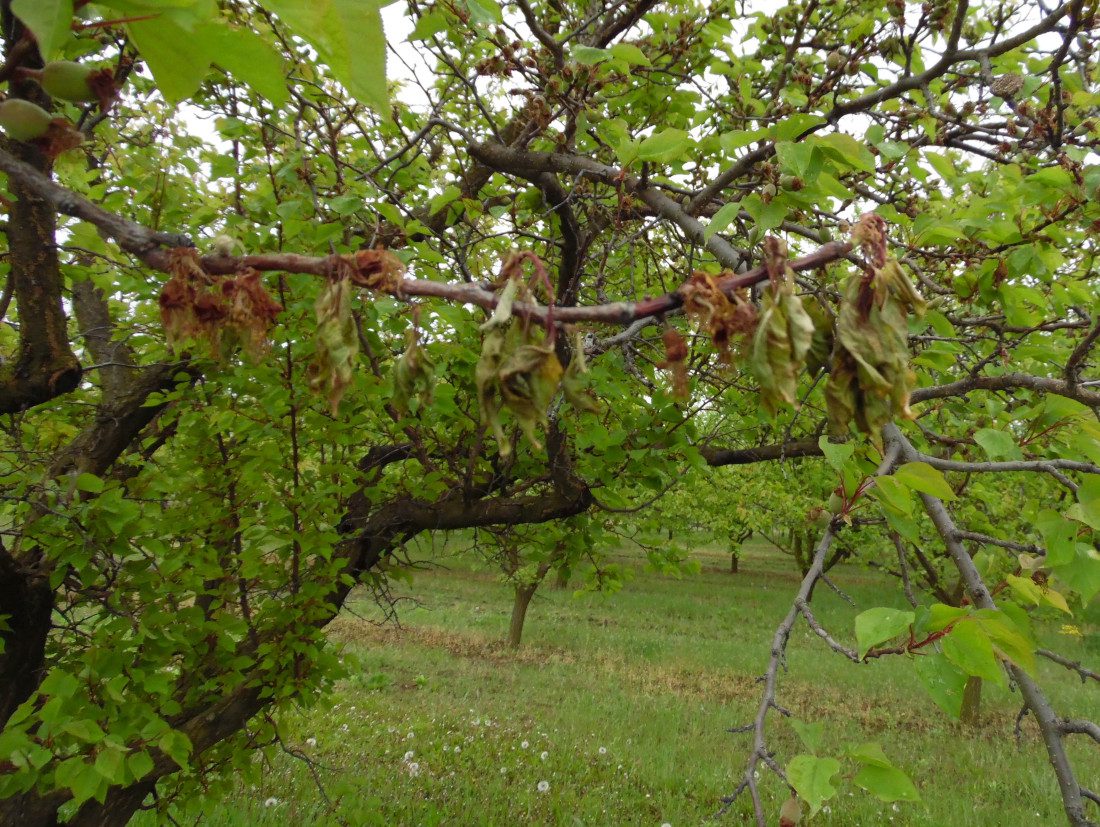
[[0, 0, 1098, 824]]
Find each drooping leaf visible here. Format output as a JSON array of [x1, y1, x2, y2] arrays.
[[854, 607, 914, 658], [786, 754, 841, 816], [263, 0, 388, 111], [11, 0, 73, 60], [308, 277, 358, 415]]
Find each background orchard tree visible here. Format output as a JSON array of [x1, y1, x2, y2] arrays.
[[0, 0, 1098, 825]]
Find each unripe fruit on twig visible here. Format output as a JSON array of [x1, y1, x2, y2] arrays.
[[0, 99, 53, 141], [826, 51, 844, 71], [40, 61, 97, 103], [828, 492, 844, 515]]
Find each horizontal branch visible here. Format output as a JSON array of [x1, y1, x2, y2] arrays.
[[0, 143, 852, 326]]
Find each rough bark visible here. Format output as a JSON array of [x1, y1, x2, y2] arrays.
[[508, 584, 538, 648]]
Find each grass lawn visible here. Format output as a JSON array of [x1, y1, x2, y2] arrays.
[[179, 538, 1098, 826]]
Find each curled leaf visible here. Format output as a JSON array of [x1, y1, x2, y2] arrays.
[[658, 327, 690, 399], [678, 270, 756, 361], [308, 277, 358, 415], [748, 243, 815, 415], [500, 343, 564, 452], [349, 247, 405, 292], [392, 325, 435, 415], [562, 331, 599, 414], [826, 247, 925, 441]]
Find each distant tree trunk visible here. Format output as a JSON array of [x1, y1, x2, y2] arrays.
[[730, 552, 739, 573], [554, 568, 570, 589], [508, 583, 538, 648], [960, 676, 982, 726]]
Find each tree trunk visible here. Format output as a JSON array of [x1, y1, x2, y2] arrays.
[[730, 552, 739, 573], [554, 568, 570, 589], [508, 583, 538, 648], [960, 676, 982, 727]]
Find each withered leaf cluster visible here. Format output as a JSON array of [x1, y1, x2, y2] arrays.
[[679, 270, 757, 362], [476, 258, 597, 457], [825, 216, 926, 442], [391, 323, 435, 416], [748, 241, 815, 415], [159, 247, 282, 359], [308, 276, 358, 415]]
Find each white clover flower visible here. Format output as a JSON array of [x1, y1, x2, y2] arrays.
[[263, 797, 280, 807], [349, 706, 356, 711], [521, 740, 529, 749], [537, 780, 550, 793], [305, 737, 317, 748], [403, 750, 415, 762], [407, 761, 421, 777], [406, 731, 415, 740], [598, 746, 607, 755], [540, 751, 549, 761]]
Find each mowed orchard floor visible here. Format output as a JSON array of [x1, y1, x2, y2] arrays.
[[185, 539, 1099, 826]]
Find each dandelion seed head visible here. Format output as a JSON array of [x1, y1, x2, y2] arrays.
[[598, 746, 607, 755], [263, 798, 280, 807], [521, 740, 529, 749], [537, 780, 550, 793], [305, 737, 317, 748], [540, 751, 548, 760]]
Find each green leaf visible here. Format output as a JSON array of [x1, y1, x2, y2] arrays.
[[816, 133, 875, 172], [572, 46, 612, 65], [608, 43, 649, 65], [789, 719, 823, 753], [894, 462, 956, 501], [925, 603, 968, 632], [158, 730, 192, 769], [851, 743, 920, 802], [1069, 477, 1100, 530], [818, 436, 854, 472], [74, 473, 105, 493], [264, 0, 388, 111], [941, 620, 1004, 686], [772, 114, 825, 142], [913, 653, 967, 718], [637, 128, 691, 163], [1036, 510, 1080, 567], [973, 428, 1022, 461], [94, 746, 125, 784], [127, 750, 154, 781], [703, 202, 740, 241], [11, 0, 73, 59], [122, 4, 218, 104], [854, 607, 914, 658], [465, 0, 502, 24], [786, 754, 841, 816], [1006, 574, 1043, 606], [741, 193, 786, 231], [63, 719, 106, 743], [871, 475, 912, 515], [207, 25, 289, 107]]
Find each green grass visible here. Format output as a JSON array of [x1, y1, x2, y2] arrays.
[[181, 539, 1098, 826]]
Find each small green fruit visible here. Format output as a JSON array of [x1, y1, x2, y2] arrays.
[[761, 182, 777, 200], [40, 61, 96, 103], [826, 51, 844, 71], [0, 99, 53, 141], [827, 492, 844, 515]]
